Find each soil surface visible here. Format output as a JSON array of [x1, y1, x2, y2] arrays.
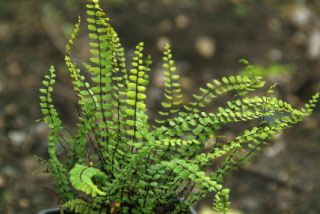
[[1, 1, 320, 214]]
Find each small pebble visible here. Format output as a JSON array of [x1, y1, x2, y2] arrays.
[[8, 130, 26, 147], [195, 36, 215, 59], [19, 198, 30, 208], [175, 14, 190, 30]]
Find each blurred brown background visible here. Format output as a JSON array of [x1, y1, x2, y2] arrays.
[[1, 0, 320, 213]]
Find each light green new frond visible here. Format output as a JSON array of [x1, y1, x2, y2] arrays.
[[211, 94, 318, 182], [303, 92, 320, 114], [61, 199, 94, 214], [65, 57, 105, 169], [86, 0, 111, 68], [164, 159, 230, 213], [125, 42, 149, 139], [40, 66, 58, 125], [156, 44, 183, 125], [212, 126, 277, 181], [40, 66, 72, 201], [64, 17, 98, 113], [86, 0, 112, 89], [86, 0, 118, 141], [157, 103, 268, 144], [180, 75, 265, 115], [66, 16, 81, 56], [108, 26, 127, 81], [70, 164, 107, 197], [39, 66, 60, 148]]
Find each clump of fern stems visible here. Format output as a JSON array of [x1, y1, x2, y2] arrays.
[[36, 0, 319, 213]]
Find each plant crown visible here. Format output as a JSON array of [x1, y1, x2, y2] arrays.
[[37, 0, 319, 213]]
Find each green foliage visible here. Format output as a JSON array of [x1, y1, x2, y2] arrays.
[[69, 164, 107, 197], [240, 63, 295, 78], [156, 44, 183, 125], [61, 199, 94, 214], [37, 0, 319, 213]]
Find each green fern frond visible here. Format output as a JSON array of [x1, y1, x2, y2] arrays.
[[211, 94, 318, 181], [64, 18, 102, 168], [70, 164, 107, 197], [164, 159, 230, 213], [61, 199, 94, 214], [40, 66, 73, 201], [125, 42, 149, 141], [156, 44, 183, 125], [86, 0, 115, 142], [180, 75, 265, 115]]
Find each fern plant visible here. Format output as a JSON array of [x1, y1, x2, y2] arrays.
[[37, 0, 319, 213]]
